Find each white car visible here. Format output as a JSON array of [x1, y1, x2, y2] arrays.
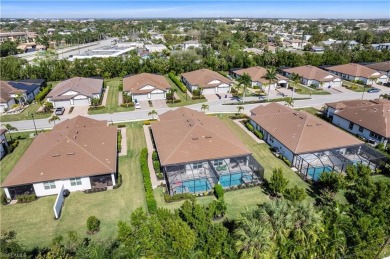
[[135, 103, 141, 109]]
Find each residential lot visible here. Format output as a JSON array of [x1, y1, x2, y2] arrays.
[[0, 122, 146, 249], [165, 75, 207, 107]]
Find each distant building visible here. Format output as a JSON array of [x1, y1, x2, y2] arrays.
[[364, 61, 390, 79], [145, 44, 167, 53], [47, 28, 56, 35], [326, 63, 388, 85], [283, 65, 341, 88], [0, 31, 37, 43], [183, 40, 200, 50], [372, 43, 390, 51], [69, 46, 135, 60]]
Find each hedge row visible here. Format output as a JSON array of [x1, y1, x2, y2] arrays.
[[140, 148, 157, 213], [117, 130, 122, 152], [164, 193, 195, 203], [214, 183, 224, 199], [223, 97, 311, 105], [88, 105, 105, 111], [35, 84, 52, 102], [168, 72, 187, 93], [244, 121, 264, 140], [17, 194, 37, 203]]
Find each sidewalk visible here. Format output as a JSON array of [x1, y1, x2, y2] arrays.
[[143, 125, 164, 188], [102, 86, 110, 106], [233, 119, 265, 144], [118, 127, 127, 156]]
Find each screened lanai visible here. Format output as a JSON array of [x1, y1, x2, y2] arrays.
[[293, 145, 387, 181], [164, 155, 264, 196]]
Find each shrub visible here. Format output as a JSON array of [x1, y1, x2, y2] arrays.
[[1, 190, 8, 205], [156, 173, 164, 180], [281, 156, 291, 167], [84, 187, 107, 194], [376, 143, 385, 151], [229, 114, 248, 119], [153, 160, 161, 175], [120, 102, 134, 108], [192, 89, 202, 97], [168, 72, 187, 93], [317, 171, 345, 192], [113, 173, 123, 189], [208, 199, 227, 218], [192, 95, 205, 100], [86, 216, 100, 234], [117, 130, 122, 152], [152, 151, 158, 161], [16, 194, 37, 203], [214, 183, 224, 200], [218, 71, 228, 78], [253, 130, 263, 139], [88, 105, 105, 111], [284, 185, 307, 202], [117, 124, 126, 128], [245, 122, 254, 132], [68, 107, 74, 114], [118, 83, 123, 91], [140, 148, 157, 213], [164, 193, 194, 203], [35, 84, 52, 102], [268, 168, 289, 196]]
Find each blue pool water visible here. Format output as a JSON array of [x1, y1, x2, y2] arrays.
[[220, 173, 252, 188], [307, 166, 334, 181], [174, 178, 211, 193]]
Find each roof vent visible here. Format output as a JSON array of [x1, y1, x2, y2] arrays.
[[316, 123, 322, 126], [299, 116, 304, 119], [67, 152, 75, 155], [307, 124, 313, 127], [192, 137, 199, 140], [52, 154, 60, 157], [205, 136, 212, 139], [73, 135, 77, 139], [189, 123, 193, 126]]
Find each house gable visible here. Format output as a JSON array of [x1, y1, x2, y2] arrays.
[[207, 79, 221, 84], [139, 85, 156, 90], [61, 90, 79, 96]]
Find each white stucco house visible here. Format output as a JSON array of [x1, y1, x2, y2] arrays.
[[46, 77, 103, 107], [231, 66, 289, 90], [181, 69, 233, 94], [123, 73, 171, 102], [283, 65, 342, 88], [364, 61, 390, 80], [1, 116, 118, 200], [326, 63, 388, 85], [183, 40, 200, 50], [326, 99, 390, 146]]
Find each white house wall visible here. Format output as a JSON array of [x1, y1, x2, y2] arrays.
[[33, 177, 92, 197]]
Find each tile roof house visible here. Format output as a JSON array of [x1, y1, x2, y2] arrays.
[[283, 65, 342, 88], [181, 69, 233, 95], [2, 116, 118, 200], [249, 103, 371, 180], [123, 73, 171, 102], [326, 63, 388, 85], [183, 40, 200, 50], [151, 107, 264, 195], [326, 99, 390, 146], [47, 77, 103, 107], [364, 61, 390, 78], [231, 66, 289, 90], [0, 129, 8, 160]]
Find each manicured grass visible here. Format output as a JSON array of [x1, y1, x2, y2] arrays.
[[165, 75, 206, 107], [295, 107, 321, 116], [88, 78, 134, 115], [372, 174, 390, 183], [0, 122, 147, 249], [291, 83, 330, 95], [0, 103, 52, 122], [342, 80, 369, 92]]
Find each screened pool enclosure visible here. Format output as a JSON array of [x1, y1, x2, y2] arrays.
[[293, 145, 387, 180], [164, 155, 264, 195]]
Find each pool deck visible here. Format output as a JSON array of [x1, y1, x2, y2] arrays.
[[234, 119, 265, 144]]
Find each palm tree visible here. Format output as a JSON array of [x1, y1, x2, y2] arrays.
[[201, 104, 209, 113], [379, 93, 389, 99], [148, 110, 158, 120], [265, 67, 277, 101], [168, 88, 177, 103], [237, 106, 244, 114], [284, 97, 294, 107], [237, 73, 252, 102], [48, 115, 61, 125], [1, 124, 18, 142], [15, 93, 26, 107], [290, 73, 301, 99]]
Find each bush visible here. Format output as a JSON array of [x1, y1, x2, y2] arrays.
[[88, 105, 105, 111], [208, 199, 227, 218], [281, 156, 291, 167], [84, 187, 107, 194], [16, 194, 37, 203], [140, 148, 157, 213], [1, 190, 8, 205], [117, 130, 122, 152], [113, 173, 123, 189], [284, 185, 307, 202], [7, 140, 19, 154], [317, 171, 345, 192], [229, 114, 248, 119], [164, 193, 194, 203], [192, 89, 202, 96], [245, 122, 254, 132], [117, 124, 126, 128], [168, 72, 187, 93], [35, 84, 52, 102], [152, 151, 158, 161], [86, 216, 100, 234], [118, 83, 123, 91], [268, 168, 289, 196], [214, 184, 224, 199], [192, 95, 205, 100], [253, 130, 263, 139], [120, 102, 134, 108], [153, 160, 161, 175]]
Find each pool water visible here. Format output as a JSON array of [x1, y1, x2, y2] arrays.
[[307, 166, 334, 181], [174, 178, 211, 193], [220, 173, 252, 188]]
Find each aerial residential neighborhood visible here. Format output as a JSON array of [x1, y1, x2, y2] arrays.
[[0, 1, 390, 257]]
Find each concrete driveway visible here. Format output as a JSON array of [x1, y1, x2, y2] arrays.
[[68, 105, 89, 117], [139, 101, 150, 110], [152, 99, 168, 109]]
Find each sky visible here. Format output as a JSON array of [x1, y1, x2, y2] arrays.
[[1, 1, 389, 19]]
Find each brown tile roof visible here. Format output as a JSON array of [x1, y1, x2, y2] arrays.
[[181, 69, 233, 89], [123, 73, 171, 94], [250, 103, 363, 154], [233, 66, 287, 84], [327, 63, 384, 79], [0, 81, 25, 103], [283, 65, 340, 82], [250, 102, 291, 116], [327, 99, 390, 137], [151, 107, 251, 166], [2, 116, 117, 187], [47, 77, 103, 101], [0, 129, 7, 135], [365, 61, 390, 73]]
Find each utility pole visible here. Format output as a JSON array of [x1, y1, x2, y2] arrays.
[[31, 114, 38, 136]]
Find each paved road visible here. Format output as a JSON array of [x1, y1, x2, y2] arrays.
[[3, 88, 386, 132]]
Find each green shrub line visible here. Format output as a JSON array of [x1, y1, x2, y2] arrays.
[[117, 130, 122, 152], [16, 194, 37, 203], [140, 148, 157, 213], [168, 72, 187, 93], [113, 173, 122, 189], [244, 121, 264, 140], [164, 193, 195, 203], [214, 184, 224, 199], [35, 84, 52, 102], [223, 97, 311, 105], [88, 105, 105, 111]]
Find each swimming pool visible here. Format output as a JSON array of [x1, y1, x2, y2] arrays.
[[220, 173, 253, 188], [306, 166, 334, 181], [173, 178, 211, 194]]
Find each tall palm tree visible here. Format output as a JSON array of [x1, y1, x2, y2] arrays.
[[237, 106, 244, 114], [237, 73, 252, 103], [265, 67, 277, 101], [48, 115, 61, 125], [290, 73, 301, 99], [284, 97, 294, 107], [148, 110, 158, 120], [201, 104, 209, 113], [1, 124, 18, 142]]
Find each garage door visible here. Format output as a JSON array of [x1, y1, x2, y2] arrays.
[[150, 93, 165, 100], [216, 87, 229, 94], [202, 88, 215, 94], [54, 100, 71, 107], [133, 94, 148, 102], [73, 98, 90, 106]]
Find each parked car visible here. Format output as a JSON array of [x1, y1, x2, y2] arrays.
[[367, 88, 380, 93], [135, 103, 141, 109], [55, 107, 65, 115]]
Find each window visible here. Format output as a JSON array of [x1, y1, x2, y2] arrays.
[[70, 178, 82, 186], [213, 160, 223, 166], [358, 126, 364, 133], [348, 122, 354, 130], [269, 136, 274, 143], [193, 162, 203, 169], [369, 131, 382, 141], [43, 181, 56, 190]]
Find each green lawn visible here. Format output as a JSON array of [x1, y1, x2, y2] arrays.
[[295, 107, 321, 116], [0, 122, 147, 249], [165, 75, 207, 107], [88, 78, 134, 115], [342, 80, 370, 92], [292, 83, 330, 95], [0, 103, 52, 122]]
